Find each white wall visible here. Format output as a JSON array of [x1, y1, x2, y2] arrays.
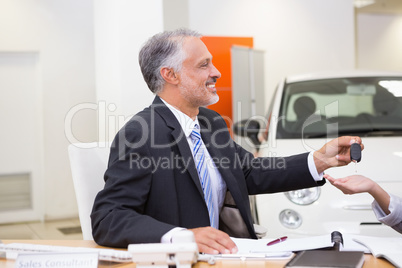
[[93, 0, 162, 143], [0, 52, 44, 223], [0, 0, 163, 222], [163, 0, 189, 31], [188, 0, 355, 108], [357, 13, 402, 72], [0, 0, 96, 221]]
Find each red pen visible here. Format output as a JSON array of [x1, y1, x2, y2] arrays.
[[266, 236, 288, 246]]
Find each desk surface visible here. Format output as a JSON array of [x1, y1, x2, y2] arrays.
[[0, 240, 394, 268]]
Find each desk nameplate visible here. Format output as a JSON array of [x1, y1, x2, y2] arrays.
[[15, 252, 98, 268]]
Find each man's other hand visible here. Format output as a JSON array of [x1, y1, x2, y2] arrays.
[[189, 227, 238, 254]]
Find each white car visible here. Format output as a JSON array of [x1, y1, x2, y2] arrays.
[[234, 70, 402, 238]]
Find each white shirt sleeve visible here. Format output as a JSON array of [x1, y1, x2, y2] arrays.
[[308, 151, 324, 181]]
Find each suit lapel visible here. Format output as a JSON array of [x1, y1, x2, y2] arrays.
[[152, 97, 204, 197]]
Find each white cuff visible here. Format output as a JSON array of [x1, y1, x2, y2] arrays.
[[160, 227, 186, 243], [308, 151, 324, 181]]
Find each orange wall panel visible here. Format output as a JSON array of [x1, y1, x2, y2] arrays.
[[202, 36, 253, 130]]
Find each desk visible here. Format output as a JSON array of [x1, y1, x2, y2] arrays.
[[0, 240, 394, 268]]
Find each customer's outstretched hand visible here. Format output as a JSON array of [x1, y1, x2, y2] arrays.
[[324, 174, 374, 194], [325, 174, 390, 214]]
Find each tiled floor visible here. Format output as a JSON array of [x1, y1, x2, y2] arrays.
[[0, 218, 83, 240]]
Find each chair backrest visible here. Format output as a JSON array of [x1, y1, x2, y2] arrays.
[[68, 142, 110, 240]]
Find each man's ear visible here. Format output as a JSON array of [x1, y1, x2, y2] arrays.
[[160, 67, 179, 85]]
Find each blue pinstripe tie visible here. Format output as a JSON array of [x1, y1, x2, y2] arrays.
[[190, 124, 216, 228]]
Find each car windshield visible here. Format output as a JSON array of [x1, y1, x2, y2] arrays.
[[277, 76, 402, 139]]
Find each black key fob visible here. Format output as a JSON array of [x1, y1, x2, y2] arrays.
[[350, 143, 362, 163]]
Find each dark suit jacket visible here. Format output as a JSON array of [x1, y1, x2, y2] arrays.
[[91, 96, 324, 248]]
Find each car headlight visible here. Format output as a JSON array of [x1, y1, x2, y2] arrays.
[[279, 209, 302, 229], [284, 187, 321, 205]]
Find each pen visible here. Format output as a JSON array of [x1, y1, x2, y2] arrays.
[[266, 236, 288, 246]]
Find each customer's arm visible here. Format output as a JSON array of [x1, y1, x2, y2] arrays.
[[325, 174, 402, 234]]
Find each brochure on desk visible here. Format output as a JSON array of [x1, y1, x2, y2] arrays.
[[352, 235, 402, 268]]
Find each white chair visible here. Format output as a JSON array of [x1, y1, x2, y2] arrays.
[[68, 142, 110, 240]]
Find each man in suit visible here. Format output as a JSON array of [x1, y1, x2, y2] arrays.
[[91, 28, 363, 254]]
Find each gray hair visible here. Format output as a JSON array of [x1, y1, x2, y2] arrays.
[[139, 28, 202, 94]]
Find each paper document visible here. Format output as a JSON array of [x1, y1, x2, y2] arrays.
[[210, 251, 293, 260], [352, 235, 402, 267], [231, 233, 368, 254]]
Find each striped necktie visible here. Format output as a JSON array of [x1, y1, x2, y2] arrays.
[[190, 124, 216, 228]]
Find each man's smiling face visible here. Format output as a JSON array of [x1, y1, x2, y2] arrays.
[[177, 37, 222, 108]]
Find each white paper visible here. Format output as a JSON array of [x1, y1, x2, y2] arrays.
[[231, 234, 368, 254]]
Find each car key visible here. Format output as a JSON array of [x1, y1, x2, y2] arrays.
[[350, 143, 362, 163]]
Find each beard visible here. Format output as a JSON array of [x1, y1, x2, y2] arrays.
[[179, 73, 219, 108]]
